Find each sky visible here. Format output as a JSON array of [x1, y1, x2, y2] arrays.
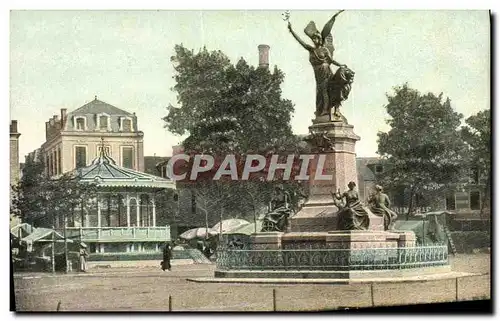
[[9, 10, 490, 160]]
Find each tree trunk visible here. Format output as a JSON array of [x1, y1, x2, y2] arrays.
[[219, 206, 224, 242], [64, 213, 68, 273], [51, 225, 55, 273], [480, 171, 491, 229], [406, 185, 417, 221]]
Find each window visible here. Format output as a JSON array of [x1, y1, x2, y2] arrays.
[[57, 148, 62, 174], [75, 117, 86, 130], [191, 193, 196, 214], [469, 167, 480, 185], [99, 115, 109, 130], [375, 165, 384, 174], [139, 194, 151, 227], [129, 198, 137, 226], [75, 146, 87, 169], [45, 155, 50, 176], [97, 146, 111, 157], [48, 153, 53, 176], [445, 192, 456, 211], [122, 147, 134, 169], [122, 118, 132, 132], [53, 150, 57, 175], [470, 191, 481, 210]]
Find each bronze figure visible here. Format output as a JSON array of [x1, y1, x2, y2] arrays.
[[331, 181, 370, 230], [368, 185, 398, 230], [287, 10, 354, 120]]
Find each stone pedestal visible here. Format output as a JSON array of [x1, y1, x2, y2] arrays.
[[289, 117, 386, 232], [249, 232, 283, 250], [279, 230, 416, 249], [306, 118, 360, 205]]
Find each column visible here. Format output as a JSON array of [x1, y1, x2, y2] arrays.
[[97, 196, 102, 228], [152, 194, 156, 227], [152, 204, 156, 227], [126, 194, 131, 227], [136, 193, 140, 227]]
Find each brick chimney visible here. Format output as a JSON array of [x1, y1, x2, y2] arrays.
[[60, 108, 67, 127], [258, 44, 270, 69], [10, 120, 18, 133]]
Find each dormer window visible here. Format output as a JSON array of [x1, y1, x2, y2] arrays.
[[96, 113, 111, 131], [120, 117, 133, 132], [99, 116, 108, 129], [75, 116, 86, 130]]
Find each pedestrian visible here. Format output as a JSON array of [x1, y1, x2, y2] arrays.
[[79, 243, 88, 272], [161, 243, 172, 272]]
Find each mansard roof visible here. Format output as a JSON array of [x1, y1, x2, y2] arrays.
[[71, 97, 133, 116]]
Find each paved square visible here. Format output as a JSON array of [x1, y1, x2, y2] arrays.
[[13, 254, 490, 311]]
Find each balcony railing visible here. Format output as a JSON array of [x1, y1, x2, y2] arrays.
[[57, 226, 171, 242]]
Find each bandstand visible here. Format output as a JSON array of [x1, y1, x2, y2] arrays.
[[56, 148, 176, 255]]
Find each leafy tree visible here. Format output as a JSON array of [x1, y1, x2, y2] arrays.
[[376, 84, 467, 219], [163, 45, 307, 226], [164, 45, 296, 154], [11, 153, 97, 228], [461, 109, 491, 217]]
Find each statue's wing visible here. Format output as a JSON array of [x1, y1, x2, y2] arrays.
[[324, 33, 335, 56]]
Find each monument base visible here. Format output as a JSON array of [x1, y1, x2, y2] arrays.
[[249, 230, 416, 250], [214, 230, 451, 281]]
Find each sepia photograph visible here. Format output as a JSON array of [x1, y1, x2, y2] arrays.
[[8, 7, 492, 313]]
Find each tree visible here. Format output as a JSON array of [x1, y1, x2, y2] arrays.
[[376, 84, 467, 219], [163, 45, 296, 154], [12, 153, 97, 228], [461, 109, 491, 218], [163, 45, 306, 226]]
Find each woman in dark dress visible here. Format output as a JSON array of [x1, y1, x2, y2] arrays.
[[161, 243, 172, 271]]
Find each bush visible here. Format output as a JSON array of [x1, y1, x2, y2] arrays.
[[451, 231, 491, 253]]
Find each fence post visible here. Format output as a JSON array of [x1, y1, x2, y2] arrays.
[[56, 301, 61, 311], [273, 289, 276, 311], [371, 283, 375, 306], [169, 295, 172, 312]]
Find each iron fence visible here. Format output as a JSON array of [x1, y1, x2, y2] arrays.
[[216, 245, 448, 271]]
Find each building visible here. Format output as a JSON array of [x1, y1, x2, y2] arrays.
[[10, 120, 21, 186], [143, 155, 170, 176], [38, 96, 144, 177], [356, 157, 491, 227], [59, 147, 176, 254]]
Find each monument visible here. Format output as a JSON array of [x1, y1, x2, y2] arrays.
[[214, 11, 450, 280]]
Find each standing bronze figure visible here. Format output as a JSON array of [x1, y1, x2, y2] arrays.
[[287, 10, 354, 120]]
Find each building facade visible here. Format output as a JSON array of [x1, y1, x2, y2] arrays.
[[356, 157, 491, 224], [38, 96, 144, 177]]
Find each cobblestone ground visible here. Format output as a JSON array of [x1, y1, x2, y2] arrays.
[[13, 254, 490, 312]]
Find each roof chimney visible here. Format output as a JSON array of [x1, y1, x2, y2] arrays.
[[10, 120, 18, 133], [258, 44, 270, 69], [61, 108, 67, 127]]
